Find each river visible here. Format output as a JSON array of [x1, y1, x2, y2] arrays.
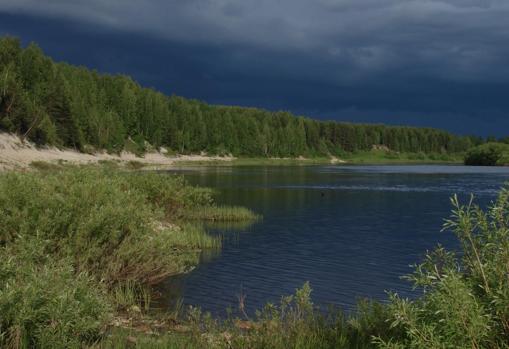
[[156, 165, 509, 316]]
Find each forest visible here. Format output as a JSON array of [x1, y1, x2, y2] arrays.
[[0, 36, 482, 157]]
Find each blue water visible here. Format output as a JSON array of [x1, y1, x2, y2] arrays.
[[157, 165, 509, 316]]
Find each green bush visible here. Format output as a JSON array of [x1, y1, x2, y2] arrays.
[[464, 142, 509, 166], [377, 189, 509, 348], [0, 167, 236, 347], [0, 168, 228, 285]]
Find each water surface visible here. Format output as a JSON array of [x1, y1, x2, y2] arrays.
[[157, 165, 509, 316]]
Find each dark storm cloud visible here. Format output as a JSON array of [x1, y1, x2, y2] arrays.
[[0, 1, 508, 135], [3, 0, 509, 82]]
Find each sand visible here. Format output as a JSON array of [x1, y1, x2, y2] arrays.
[[0, 133, 233, 171]]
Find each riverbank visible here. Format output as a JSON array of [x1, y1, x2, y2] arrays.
[[1, 133, 463, 172], [175, 152, 463, 167], [0, 133, 235, 171], [0, 165, 259, 348]]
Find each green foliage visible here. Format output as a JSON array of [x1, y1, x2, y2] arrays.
[[0, 168, 245, 284], [0, 166, 259, 348], [0, 236, 111, 349], [183, 206, 260, 222], [377, 190, 509, 348], [0, 36, 475, 158], [125, 160, 146, 170], [464, 142, 509, 166]]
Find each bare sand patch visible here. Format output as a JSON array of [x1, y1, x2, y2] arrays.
[[0, 133, 233, 171]]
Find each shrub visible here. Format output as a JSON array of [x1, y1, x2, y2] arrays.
[[464, 142, 509, 166], [0, 166, 261, 347], [0, 236, 111, 349], [377, 189, 509, 348], [0, 168, 224, 285]]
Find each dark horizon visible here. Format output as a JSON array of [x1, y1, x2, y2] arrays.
[[1, 2, 508, 137]]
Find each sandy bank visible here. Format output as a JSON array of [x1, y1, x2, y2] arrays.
[[0, 133, 233, 171]]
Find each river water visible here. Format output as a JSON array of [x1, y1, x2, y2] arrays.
[[157, 165, 509, 316]]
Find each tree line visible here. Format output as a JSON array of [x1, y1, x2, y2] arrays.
[[0, 37, 483, 157]]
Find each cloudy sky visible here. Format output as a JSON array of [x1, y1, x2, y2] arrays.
[[1, 0, 508, 136]]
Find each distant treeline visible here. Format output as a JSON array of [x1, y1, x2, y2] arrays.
[[0, 37, 488, 157]]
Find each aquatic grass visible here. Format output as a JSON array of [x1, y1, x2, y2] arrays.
[[113, 280, 153, 313], [106, 283, 393, 349], [341, 150, 462, 164], [121, 170, 260, 222], [174, 152, 463, 167], [184, 205, 261, 222], [163, 223, 221, 250]]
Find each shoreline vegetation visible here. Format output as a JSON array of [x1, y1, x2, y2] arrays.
[[464, 142, 509, 166], [1, 164, 509, 348], [0, 164, 260, 348], [176, 151, 463, 167]]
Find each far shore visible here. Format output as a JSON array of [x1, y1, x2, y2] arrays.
[[0, 132, 463, 171]]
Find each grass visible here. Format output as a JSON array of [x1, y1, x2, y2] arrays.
[[162, 223, 221, 249], [126, 160, 147, 170], [184, 206, 261, 222], [0, 165, 259, 348], [340, 150, 463, 164], [0, 236, 112, 348], [175, 151, 463, 167], [29, 160, 63, 170]]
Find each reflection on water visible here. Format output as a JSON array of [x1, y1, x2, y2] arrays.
[[156, 165, 509, 317]]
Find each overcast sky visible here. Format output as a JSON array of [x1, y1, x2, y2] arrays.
[[1, 0, 508, 136]]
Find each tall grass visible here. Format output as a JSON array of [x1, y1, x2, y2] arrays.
[[103, 283, 396, 349], [0, 168, 198, 284], [119, 170, 259, 222], [184, 206, 260, 222], [0, 236, 111, 348], [0, 166, 245, 348]]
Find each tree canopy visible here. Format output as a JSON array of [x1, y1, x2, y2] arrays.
[[1, 37, 478, 156]]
